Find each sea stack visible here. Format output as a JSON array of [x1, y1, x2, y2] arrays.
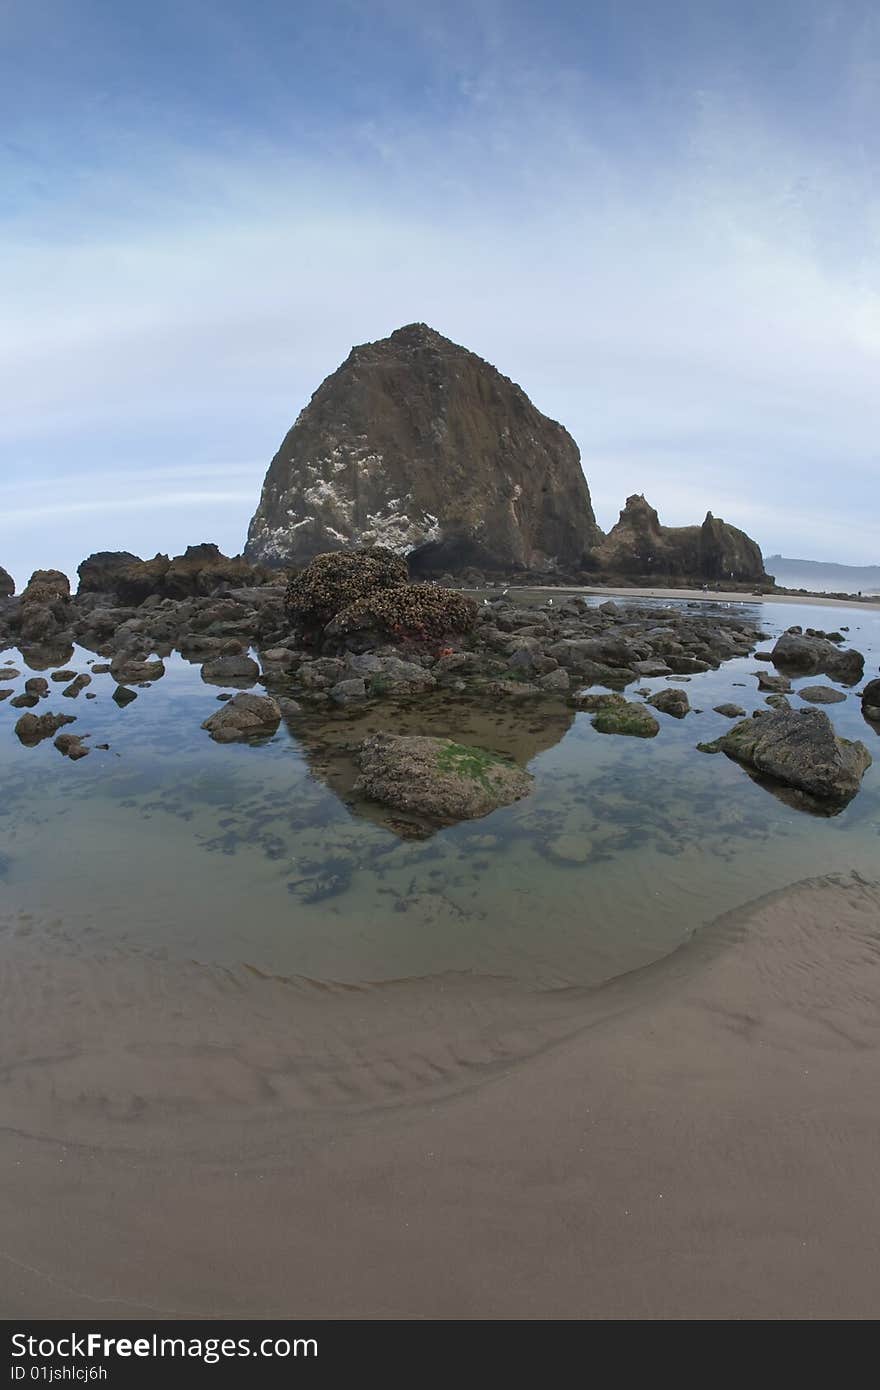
[[245, 323, 601, 573]]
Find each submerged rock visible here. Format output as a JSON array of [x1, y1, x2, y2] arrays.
[[798, 685, 847, 705], [715, 708, 871, 805], [714, 703, 746, 718], [201, 691, 281, 742], [354, 732, 533, 826], [112, 686, 138, 707]]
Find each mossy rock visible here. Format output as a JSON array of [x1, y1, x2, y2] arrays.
[[592, 701, 660, 738], [355, 732, 533, 827]]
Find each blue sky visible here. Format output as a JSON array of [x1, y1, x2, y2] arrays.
[[2, 0, 878, 583]]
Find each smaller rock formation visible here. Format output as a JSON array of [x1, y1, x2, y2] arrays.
[[714, 708, 871, 806], [21, 569, 70, 604], [77, 551, 142, 594], [587, 495, 769, 585], [770, 629, 864, 684], [354, 732, 533, 827], [0, 565, 14, 598], [202, 691, 281, 742], [79, 544, 265, 605]]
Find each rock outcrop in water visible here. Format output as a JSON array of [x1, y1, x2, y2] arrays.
[[770, 628, 864, 684], [586, 495, 769, 585], [245, 323, 601, 573], [713, 708, 871, 807], [355, 732, 533, 828]]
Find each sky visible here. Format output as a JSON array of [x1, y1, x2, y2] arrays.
[[2, 0, 879, 585]]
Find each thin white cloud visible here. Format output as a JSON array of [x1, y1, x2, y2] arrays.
[[2, 39, 878, 572]]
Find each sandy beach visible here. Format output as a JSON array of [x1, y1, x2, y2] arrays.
[[527, 584, 880, 610], [2, 872, 879, 1319]]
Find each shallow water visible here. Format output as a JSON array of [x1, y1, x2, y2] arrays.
[[1, 596, 878, 1137]]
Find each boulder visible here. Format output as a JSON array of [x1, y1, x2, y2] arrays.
[[246, 322, 600, 572], [201, 691, 282, 742], [716, 708, 871, 805], [21, 569, 70, 605], [354, 732, 533, 826], [756, 671, 792, 693], [76, 551, 142, 594], [714, 703, 746, 718], [647, 687, 690, 718], [0, 565, 14, 598], [592, 701, 660, 737], [861, 678, 880, 723], [285, 549, 478, 650], [200, 654, 260, 687], [109, 654, 165, 684], [770, 630, 864, 683]]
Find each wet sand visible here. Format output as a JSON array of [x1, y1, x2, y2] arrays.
[[528, 584, 880, 609], [2, 873, 879, 1318]]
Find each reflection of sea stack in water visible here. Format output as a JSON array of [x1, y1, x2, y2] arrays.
[[280, 697, 575, 837]]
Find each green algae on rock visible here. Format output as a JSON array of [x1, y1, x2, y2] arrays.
[[591, 701, 660, 738], [354, 732, 533, 828]]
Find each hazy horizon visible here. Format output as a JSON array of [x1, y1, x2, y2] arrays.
[[2, 2, 878, 584]]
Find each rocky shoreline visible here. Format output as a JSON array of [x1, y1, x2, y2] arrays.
[[1, 543, 876, 820]]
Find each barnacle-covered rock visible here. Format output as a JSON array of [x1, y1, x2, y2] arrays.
[[326, 583, 477, 645], [284, 547, 408, 635]]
